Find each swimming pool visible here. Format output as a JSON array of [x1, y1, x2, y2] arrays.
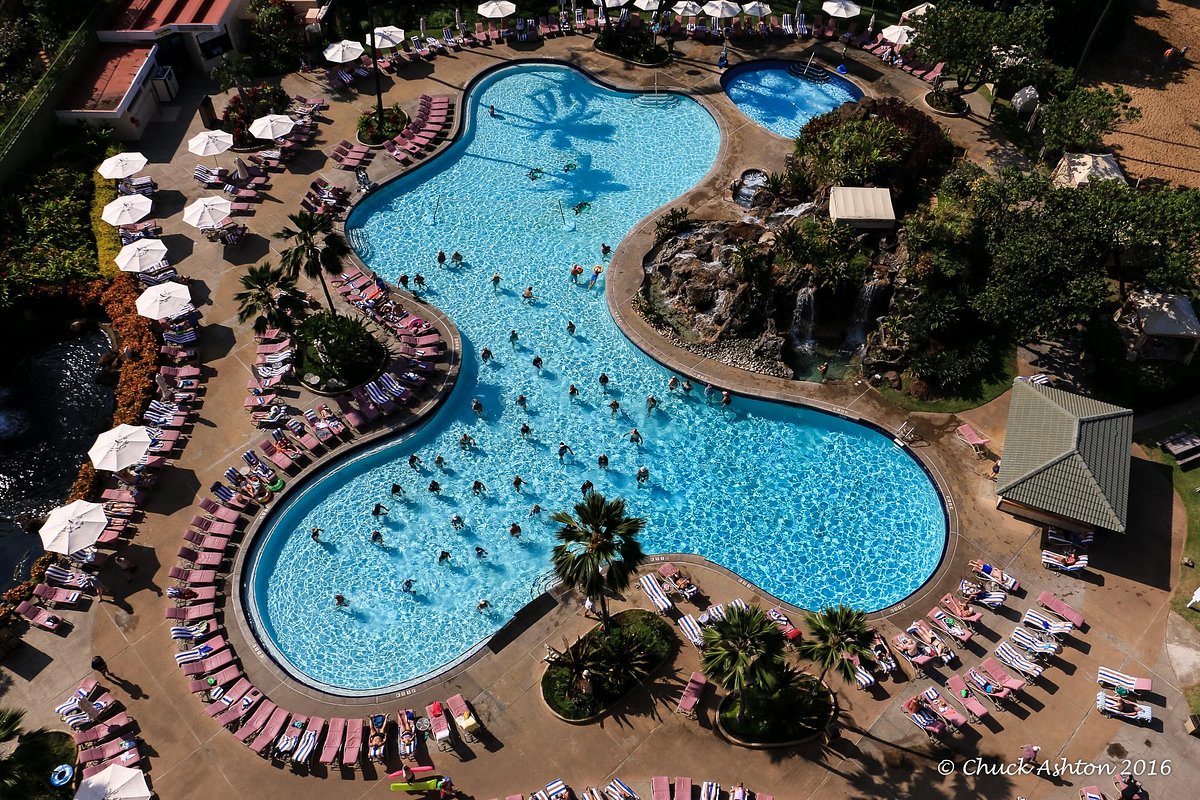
[[722, 60, 863, 139], [245, 63, 946, 694]]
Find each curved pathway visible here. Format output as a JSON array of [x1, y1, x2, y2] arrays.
[[1, 32, 1191, 800]]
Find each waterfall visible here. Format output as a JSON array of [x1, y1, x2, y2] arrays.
[[842, 276, 885, 352], [789, 285, 816, 353]]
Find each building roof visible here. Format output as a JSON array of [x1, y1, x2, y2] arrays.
[[1130, 293, 1200, 339], [829, 187, 895, 226], [60, 45, 155, 112], [107, 0, 233, 33], [1051, 153, 1126, 188], [996, 381, 1132, 532]]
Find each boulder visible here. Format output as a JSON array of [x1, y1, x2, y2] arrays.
[[883, 370, 902, 390]]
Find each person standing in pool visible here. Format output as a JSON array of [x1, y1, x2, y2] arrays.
[[703, 383, 715, 400], [570, 264, 584, 284], [599, 373, 610, 392], [509, 329, 519, 349], [529, 503, 542, 517], [480, 347, 493, 363], [520, 422, 532, 437], [566, 320, 576, 336], [401, 579, 415, 593], [438, 550, 452, 563], [472, 398, 484, 416], [558, 441, 574, 461], [532, 355, 543, 371], [509, 523, 522, 538], [626, 428, 644, 446], [434, 455, 445, 470], [437, 250, 447, 267], [311, 528, 322, 542], [721, 390, 731, 407], [598, 453, 609, 469], [428, 480, 442, 493], [682, 379, 693, 394], [451, 251, 464, 265], [372, 503, 388, 516], [568, 384, 579, 401], [668, 376, 679, 391], [335, 594, 348, 607], [452, 514, 465, 530], [391, 484, 404, 497], [609, 400, 621, 417], [413, 273, 426, 291], [472, 480, 487, 495], [515, 394, 527, 410], [581, 480, 594, 497], [522, 286, 535, 303], [370, 530, 383, 544], [637, 466, 650, 484], [513, 475, 525, 492], [588, 265, 602, 289], [459, 433, 476, 450], [491, 272, 501, 291], [646, 395, 658, 412], [475, 546, 488, 559], [601, 243, 611, 261]]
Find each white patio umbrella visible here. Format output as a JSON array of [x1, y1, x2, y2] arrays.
[[101, 195, 153, 226], [900, 2, 934, 22], [477, 1, 517, 18], [881, 24, 913, 45], [635, 0, 661, 10], [186, 129, 234, 168], [323, 39, 365, 63], [595, 0, 626, 7], [89, 424, 152, 472], [136, 281, 192, 320], [75, 765, 153, 800], [97, 152, 148, 180], [702, 0, 741, 19], [741, 1, 770, 17], [675, 1, 703, 16], [182, 196, 233, 229], [40, 500, 107, 555], [821, 0, 860, 18], [114, 239, 169, 273], [249, 114, 295, 141], [369, 25, 406, 49]]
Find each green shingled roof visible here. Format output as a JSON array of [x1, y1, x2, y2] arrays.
[[995, 381, 1132, 532]]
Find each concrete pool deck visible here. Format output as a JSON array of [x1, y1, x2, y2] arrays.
[[1, 30, 1194, 800]]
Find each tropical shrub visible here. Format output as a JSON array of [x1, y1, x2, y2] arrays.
[[219, 83, 292, 146], [654, 206, 691, 243], [595, 24, 668, 64], [247, 0, 303, 76], [356, 104, 409, 145], [296, 312, 386, 389]]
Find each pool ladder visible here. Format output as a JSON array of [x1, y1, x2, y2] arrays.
[[530, 569, 562, 598]]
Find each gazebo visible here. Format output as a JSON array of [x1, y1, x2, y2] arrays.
[[1051, 153, 1126, 189], [1122, 292, 1200, 365], [828, 187, 895, 229], [995, 381, 1132, 534]]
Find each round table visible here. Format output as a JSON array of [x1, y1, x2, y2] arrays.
[[415, 717, 431, 732]]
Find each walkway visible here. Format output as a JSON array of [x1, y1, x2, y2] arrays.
[[2, 30, 1192, 800]]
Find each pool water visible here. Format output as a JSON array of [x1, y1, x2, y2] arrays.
[[722, 60, 863, 139], [246, 64, 945, 694]]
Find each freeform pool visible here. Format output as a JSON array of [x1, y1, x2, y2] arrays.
[[245, 64, 946, 694], [722, 60, 863, 139]]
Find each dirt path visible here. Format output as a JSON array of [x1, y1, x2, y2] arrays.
[[1087, 0, 1200, 187]]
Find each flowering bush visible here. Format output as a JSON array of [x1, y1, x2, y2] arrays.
[[220, 82, 292, 146], [356, 104, 409, 145]]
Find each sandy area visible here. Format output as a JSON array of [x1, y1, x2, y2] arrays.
[[1087, 0, 1200, 187]]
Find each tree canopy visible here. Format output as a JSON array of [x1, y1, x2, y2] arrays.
[[1038, 85, 1141, 157], [912, 1, 1051, 95]]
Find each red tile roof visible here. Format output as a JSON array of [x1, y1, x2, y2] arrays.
[[61, 45, 155, 112], [107, 0, 234, 32]]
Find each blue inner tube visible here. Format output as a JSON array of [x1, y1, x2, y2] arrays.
[[51, 764, 74, 786]]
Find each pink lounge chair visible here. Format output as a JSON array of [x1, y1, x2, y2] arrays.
[[78, 736, 139, 764], [169, 566, 217, 584], [981, 656, 1026, 692], [675, 778, 693, 799], [183, 529, 229, 552], [320, 717, 346, 766], [676, 671, 707, 718], [940, 593, 983, 625], [16, 600, 61, 631], [164, 602, 215, 621], [426, 702, 452, 751], [234, 700, 279, 743], [652, 776, 670, 800], [1038, 591, 1085, 628], [260, 440, 296, 472], [80, 745, 140, 778], [188, 663, 240, 693], [946, 673, 989, 722], [342, 718, 364, 769], [176, 546, 222, 568], [250, 708, 291, 754], [32, 583, 81, 607], [181, 648, 235, 677], [170, 584, 218, 604], [213, 685, 261, 725], [72, 713, 134, 746]]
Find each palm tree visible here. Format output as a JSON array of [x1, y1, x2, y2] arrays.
[[210, 52, 253, 107], [700, 604, 787, 724], [795, 605, 876, 689], [274, 211, 352, 312], [0, 708, 66, 796], [234, 262, 297, 335], [550, 492, 647, 631]]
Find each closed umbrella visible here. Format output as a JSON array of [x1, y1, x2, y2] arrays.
[[74, 765, 153, 800], [249, 114, 295, 141], [97, 152, 148, 180], [183, 196, 233, 229], [101, 195, 153, 226], [40, 500, 107, 555], [477, 1, 517, 18], [89, 424, 152, 472], [822, 0, 860, 18], [676, 1, 703, 16], [323, 39, 365, 63], [369, 25, 406, 49], [136, 281, 192, 320], [114, 239, 168, 273], [881, 24, 913, 45], [456, 8, 463, 26]]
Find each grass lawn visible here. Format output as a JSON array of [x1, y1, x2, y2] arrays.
[[1133, 416, 1200, 712], [877, 349, 1018, 414]]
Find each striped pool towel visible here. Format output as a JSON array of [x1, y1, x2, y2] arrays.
[[175, 644, 213, 666], [996, 642, 1043, 679], [1022, 608, 1073, 635], [55, 698, 81, 717], [293, 730, 319, 762]]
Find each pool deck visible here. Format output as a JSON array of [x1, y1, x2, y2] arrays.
[[1, 30, 1193, 800]]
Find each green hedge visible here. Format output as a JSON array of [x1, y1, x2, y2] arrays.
[[719, 674, 832, 743], [90, 146, 123, 279]]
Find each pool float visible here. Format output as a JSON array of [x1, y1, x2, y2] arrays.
[[573, 201, 590, 215], [387, 766, 435, 778], [563, 162, 577, 172], [391, 778, 440, 792], [267, 477, 286, 493], [528, 168, 544, 181], [50, 764, 74, 787]]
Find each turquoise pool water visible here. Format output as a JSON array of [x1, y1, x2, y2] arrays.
[[722, 60, 863, 139], [246, 64, 946, 693]]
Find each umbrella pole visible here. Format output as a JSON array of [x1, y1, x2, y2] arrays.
[[367, 0, 385, 127]]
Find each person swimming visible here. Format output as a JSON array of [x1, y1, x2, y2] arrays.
[[598, 453, 609, 469], [558, 441, 574, 460], [563, 161, 577, 172], [472, 480, 487, 495], [520, 422, 532, 437], [481, 347, 493, 363], [637, 466, 649, 484], [573, 201, 590, 215], [471, 398, 484, 415], [409, 454, 423, 470], [491, 272, 501, 290], [626, 428, 644, 445], [509, 523, 522, 537], [451, 514, 465, 529], [529, 503, 542, 516], [335, 594, 348, 607], [609, 400, 620, 417], [566, 320, 576, 336], [401, 579, 415, 593], [477, 599, 490, 611], [428, 480, 442, 493], [438, 550, 452, 563], [475, 546, 488, 559], [528, 168, 544, 181], [587, 264, 602, 289]]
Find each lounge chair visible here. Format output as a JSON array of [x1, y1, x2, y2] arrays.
[[545, 779, 571, 800], [891, 632, 935, 676], [1079, 788, 1108, 800], [207, 678, 251, 717], [966, 667, 1011, 709], [343, 718, 364, 769], [652, 777, 670, 800], [678, 614, 703, 647], [1095, 691, 1152, 724], [908, 619, 955, 666], [320, 717, 346, 766], [674, 779, 693, 800], [183, 530, 229, 553], [1022, 608, 1074, 637], [781, 13, 794, 35], [175, 635, 226, 666], [960, 579, 1006, 610], [995, 642, 1043, 681], [928, 609, 973, 643], [172, 620, 211, 641], [922, 62, 946, 83], [233, 698, 279, 742], [768, 607, 803, 644], [72, 713, 134, 746], [676, 671, 707, 718], [15, 600, 62, 631], [980, 657, 1026, 692], [177, 545, 223, 567], [80, 744, 140, 778], [187, 663, 240, 693], [639, 573, 673, 613], [446, 693, 481, 742], [164, 602, 215, 621], [181, 648, 235, 677], [940, 594, 982, 625], [271, 714, 305, 761], [1042, 550, 1089, 572], [367, 713, 388, 763], [700, 783, 720, 800], [32, 583, 81, 607], [970, 561, 1020, 592], [293, 716, 324, 766], [658, 562, 698, 600], [1096, 666, 1152, 694], [946, 673, 989, 722], [249, 708, 291, 754], [851, 656, 876, 690], [426, 702, 452, 750], [902, 696, 947, 742], [955, 423, 991, 458], [1010, 627, 1062, 658], [397, 708, 418, 758], [922, 686, 967, 730], [215, 687, 263, 727], [1047, 527, 1095, 550], [605, 778, 639, 800], [78, 736, 139, 765]]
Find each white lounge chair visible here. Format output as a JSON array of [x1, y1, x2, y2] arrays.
[[1023, 608, 1074, 636], [638, 573, 672, 613], [995, 642, 1044, 680], [1095, 691, 1152, 724], [1010, 627, 1061, 657], [678, 614, 704, 648], [1097, 667, 1152, 694]]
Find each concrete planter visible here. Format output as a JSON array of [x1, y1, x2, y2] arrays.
[[921, 92, 969, 118], [713, 677, 837, 749], [591, 40, 671, 69]]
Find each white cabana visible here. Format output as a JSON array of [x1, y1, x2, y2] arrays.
[[829, 187, 895, 229], [900, 2, 934, 23], [1051, 153, 1126, 189], [1125, 293, 1200, 364]]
